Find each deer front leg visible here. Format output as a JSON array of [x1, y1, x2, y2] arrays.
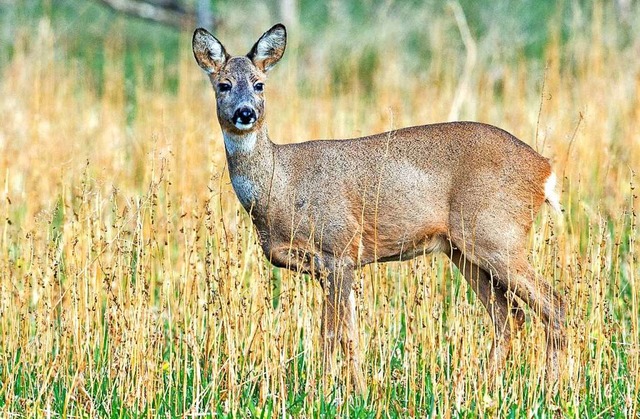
[[340, 289, 365, 394], [320, 262, 365, 395]]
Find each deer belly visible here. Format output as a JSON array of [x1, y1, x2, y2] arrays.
[[356, 222, 449, 264]]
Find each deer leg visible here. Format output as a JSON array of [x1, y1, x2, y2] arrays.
[[449, 201, 566, 388], [340, 289, 365, 394], [513, 263, 566, 385], [449, 248, 525, 383], [483, 255, 567, 386], [319, 261, 364, 394]]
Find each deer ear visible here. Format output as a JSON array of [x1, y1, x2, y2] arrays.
[[247, 24, 286, 73], [192, 28, 228, 74]]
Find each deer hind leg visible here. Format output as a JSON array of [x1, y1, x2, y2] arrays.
[[450, 200, 566, 387], [319, 262, 365, 395], [468, 248, 566, 386], [507, 262, 566, 386], [449, 248, 525, 384]]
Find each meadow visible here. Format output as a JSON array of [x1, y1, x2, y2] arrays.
[[0, 0, 638, 416]]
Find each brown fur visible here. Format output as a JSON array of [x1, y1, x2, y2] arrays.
[[192, 24, 566, 394]]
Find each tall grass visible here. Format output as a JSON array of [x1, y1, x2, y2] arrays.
[[0, 1, 638, 416]]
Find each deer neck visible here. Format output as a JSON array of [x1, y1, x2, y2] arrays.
[[222, 125, 277, 214]]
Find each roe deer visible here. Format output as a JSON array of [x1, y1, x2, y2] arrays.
[[192, 24, 566, 394]]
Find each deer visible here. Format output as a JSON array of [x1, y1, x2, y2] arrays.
[[192, 23, 566, 395]]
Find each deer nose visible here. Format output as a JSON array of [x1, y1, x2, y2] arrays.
[[233, 107, 257, 126]]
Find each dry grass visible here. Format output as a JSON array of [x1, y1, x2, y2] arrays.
[[0, 3, 639, 417]]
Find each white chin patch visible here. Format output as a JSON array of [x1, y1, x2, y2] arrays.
[[234, 121, 255, 130]]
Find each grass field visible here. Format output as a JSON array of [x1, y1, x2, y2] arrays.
[[0, 0, 639, 417]]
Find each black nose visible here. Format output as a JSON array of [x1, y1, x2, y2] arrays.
[[233, 107, 256, 125]]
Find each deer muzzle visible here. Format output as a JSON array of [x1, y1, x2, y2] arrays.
[[232, 106, 257, 130]]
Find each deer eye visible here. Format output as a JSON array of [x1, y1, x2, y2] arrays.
[[218, 82, 231, 92], [254, 82, 264, 92]]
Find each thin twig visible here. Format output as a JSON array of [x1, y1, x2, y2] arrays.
[[447, 1, 477, 121]]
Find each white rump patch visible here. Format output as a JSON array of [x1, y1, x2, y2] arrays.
[[544, 172, 561, 213], [223, 131, 257, 155]]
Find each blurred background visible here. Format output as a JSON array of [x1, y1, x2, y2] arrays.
[[2, 0, 636, 108], [0, 0, 639, 416]]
